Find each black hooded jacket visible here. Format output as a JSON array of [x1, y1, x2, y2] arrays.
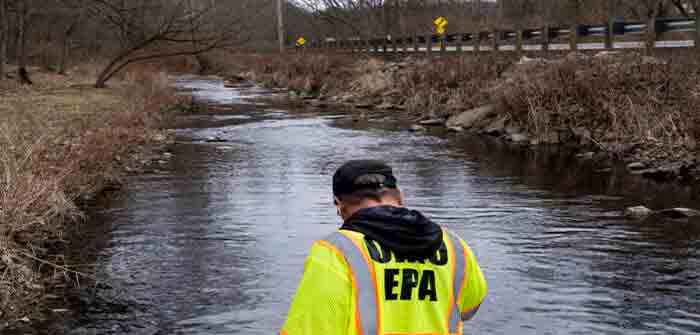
[[340, 205, 443, 258]]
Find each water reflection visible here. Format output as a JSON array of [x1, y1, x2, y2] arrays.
[[64, 77, 700, 335]]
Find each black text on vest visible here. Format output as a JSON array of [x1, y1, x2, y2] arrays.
[[384, 268, 437, 301], [364, 237, 448, 266]]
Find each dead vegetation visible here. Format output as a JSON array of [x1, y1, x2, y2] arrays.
[[214, 50, 700, 178], [497, 53, 700, 156], [210, 51, 355, 95], [0, 62, 177, 321]]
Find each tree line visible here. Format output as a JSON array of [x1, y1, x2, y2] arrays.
[[0, 0, 282, 87], [1, 0, 695, 86]]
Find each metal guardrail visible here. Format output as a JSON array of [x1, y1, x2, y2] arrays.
[[306, 17, 699, 53]]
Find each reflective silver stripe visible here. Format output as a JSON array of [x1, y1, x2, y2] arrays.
[[448, 232, 466, 330], [325, 232, 378, 335], [461, 304, 481, 321]]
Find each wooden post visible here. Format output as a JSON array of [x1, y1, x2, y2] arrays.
[[382, 37, 388, 54], [605, 0, 615, 49], [516, 30, 524, 54], [475, 31, 481, 52], [426, 35, 432, 56], [412, 34, 418, 52], [569, 24, 578, 51], [605, 24, 614, 49], [392, 37, 398, 56], [440, 34, 446, 53], [696, 6, 700, 50], [569, 0, 579, 51], [647, 16, 657, 52], [492, 30, 499, 53], [456, 34, 463, 52], [543, 26, 550, 54]]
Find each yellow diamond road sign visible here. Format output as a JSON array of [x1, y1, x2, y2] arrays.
[[434, 17, 447, 34], [296, 37, 306, 46]]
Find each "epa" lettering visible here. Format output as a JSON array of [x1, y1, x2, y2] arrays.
[[384, 268, 437, 301]]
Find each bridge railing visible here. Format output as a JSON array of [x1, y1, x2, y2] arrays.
[[305, 16, 699, 53]]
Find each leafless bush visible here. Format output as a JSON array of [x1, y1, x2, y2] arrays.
[[206, 51, 355, 95], [498, 53, 700, 153], [395, 55, 509, 117]]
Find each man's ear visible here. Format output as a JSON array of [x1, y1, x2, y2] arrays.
[[334, 196, 345, 219], [398, 189, 405, 206]]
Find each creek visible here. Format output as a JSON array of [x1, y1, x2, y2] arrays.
[[40, 75, 700, 335]]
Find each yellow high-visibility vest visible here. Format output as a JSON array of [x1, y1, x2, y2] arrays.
[[281, 229, 487, 335]]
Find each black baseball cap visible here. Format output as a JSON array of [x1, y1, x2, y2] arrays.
[[333, 160, 398, 197]]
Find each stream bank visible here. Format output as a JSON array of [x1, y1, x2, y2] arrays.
[[0, 65, 181, 332], [212, 51, 700, 186]]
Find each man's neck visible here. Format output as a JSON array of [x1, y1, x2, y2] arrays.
[[343, 202, 402, 221]]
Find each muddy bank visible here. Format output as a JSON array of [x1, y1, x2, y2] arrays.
[[212, 51, 700, 185]]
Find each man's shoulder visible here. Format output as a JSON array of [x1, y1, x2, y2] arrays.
[[309, 230, 360, 259], [317, 229, 364, 246], [441, 228, 478, 257]]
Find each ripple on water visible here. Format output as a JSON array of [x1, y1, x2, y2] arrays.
[[58, 76, 700, 335]]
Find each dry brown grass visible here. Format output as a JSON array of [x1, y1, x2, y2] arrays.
[[394, 55, 509, 118], [0, 62, 176, 320], [209, 50, 700, 160], [204, 50, 356, 95], [498, 53, 700, 154]]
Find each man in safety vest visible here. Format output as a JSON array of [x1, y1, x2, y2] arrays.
[[281, 160, 487, 335]]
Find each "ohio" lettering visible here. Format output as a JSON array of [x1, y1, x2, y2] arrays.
[[364, 237, 448, 266]]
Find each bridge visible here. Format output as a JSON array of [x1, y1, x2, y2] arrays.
[[307, 17, 699, 53]]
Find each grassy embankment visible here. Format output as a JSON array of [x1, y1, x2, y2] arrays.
[[210, 50, 700, 182], [0, 62, 180, 321]]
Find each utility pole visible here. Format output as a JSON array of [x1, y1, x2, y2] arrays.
[[0, 0, 6, 79], [277, 0, 285, 53]]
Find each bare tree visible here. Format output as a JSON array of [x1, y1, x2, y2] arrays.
[[16, 0, 32, 84], [87, 0, 267, 88], [56, 0, 85, 74]]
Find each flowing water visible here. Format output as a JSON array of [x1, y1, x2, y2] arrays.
[[49, 76, 700, 335]]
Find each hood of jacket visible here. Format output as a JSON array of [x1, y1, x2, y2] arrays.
[[340, 205, 443, 258]]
